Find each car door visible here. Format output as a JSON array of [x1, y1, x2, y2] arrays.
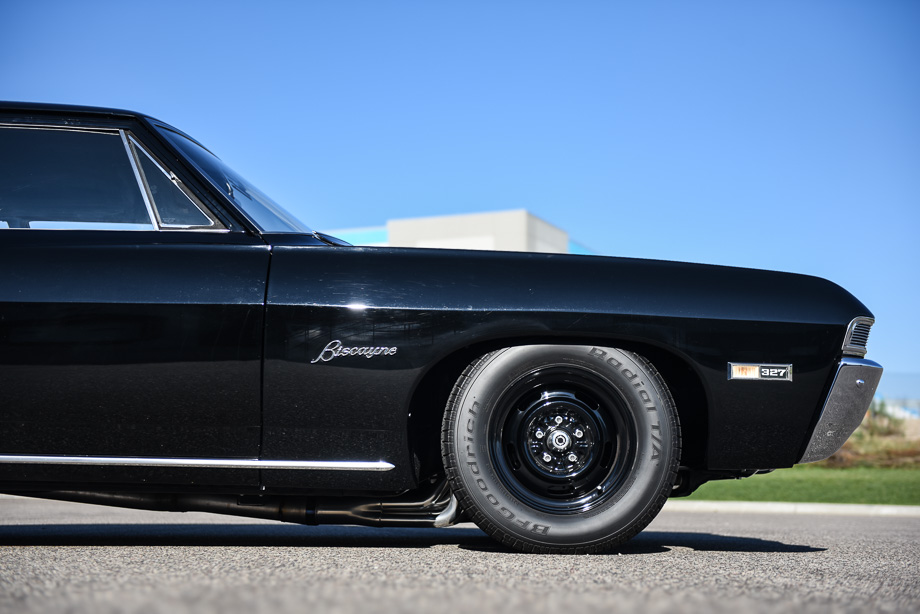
[[0, 121, 269, 487]]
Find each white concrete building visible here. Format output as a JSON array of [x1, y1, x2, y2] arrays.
[[326, 209, 592, 255]]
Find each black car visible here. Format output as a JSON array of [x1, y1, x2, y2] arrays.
[[0, 103, 883, 553]]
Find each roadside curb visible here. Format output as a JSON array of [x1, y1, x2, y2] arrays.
[[664, 499, 920, 517]]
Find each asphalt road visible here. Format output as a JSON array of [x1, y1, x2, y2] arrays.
[[1, 497, 918, 614]]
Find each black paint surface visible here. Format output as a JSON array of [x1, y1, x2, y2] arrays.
[[0, 102, 876, 497]]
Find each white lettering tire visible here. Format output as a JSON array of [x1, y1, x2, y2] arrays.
[[441, 345, 680, 553]]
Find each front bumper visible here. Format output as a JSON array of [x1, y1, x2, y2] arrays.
[[798, 358, 883, 464]]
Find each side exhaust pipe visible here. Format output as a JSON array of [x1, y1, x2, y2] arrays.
[[4, 481, 461, 528]]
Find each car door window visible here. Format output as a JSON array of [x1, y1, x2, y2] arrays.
[[0, 125, 225, 231], [0, 126, 154, 230]]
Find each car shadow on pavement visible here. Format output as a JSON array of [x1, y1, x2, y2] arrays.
[[461, 531, 824, 554], [0, 523, 491, 548], [610, 531, 824, 555], [0, 523, 823, 554]]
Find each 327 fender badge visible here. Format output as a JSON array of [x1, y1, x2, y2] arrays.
[[728, 363, 793, 381], [311, 340, 398, 364]]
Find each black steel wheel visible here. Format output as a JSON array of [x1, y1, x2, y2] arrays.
[[441, 345, 680, 554]]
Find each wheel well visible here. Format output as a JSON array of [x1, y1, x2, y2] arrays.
[[406, 339, 709, 484]]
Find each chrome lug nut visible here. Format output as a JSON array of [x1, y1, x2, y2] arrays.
[[543, 453, 553, 463], [574, 429, 583, 438], [535, 430, 544, 439], [555, 416, 564, 424], [567, 453, 578, 462]]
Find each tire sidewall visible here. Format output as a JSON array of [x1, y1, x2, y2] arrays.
[[450, 345, 676, 549]]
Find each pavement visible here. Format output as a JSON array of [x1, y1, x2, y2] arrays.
[[2, 496, 919, 614]]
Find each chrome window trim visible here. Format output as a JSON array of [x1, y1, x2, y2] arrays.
[[0, 123, 118, 135], [0, 455, 395, 472], [0, 226, 231, 233], [120, 129, 159, 228], [842, 316, 874, 358], [26, 222, 155, 231], [156, 227, 232, 233]]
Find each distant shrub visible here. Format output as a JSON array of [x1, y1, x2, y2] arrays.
[[861, 399, 905, 438], [817, 400, 918, 468]]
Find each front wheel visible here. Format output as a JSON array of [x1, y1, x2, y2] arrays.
[[441, 345, 680, 553]]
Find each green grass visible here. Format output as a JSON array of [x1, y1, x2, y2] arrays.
[[685, 465, 920, 506]]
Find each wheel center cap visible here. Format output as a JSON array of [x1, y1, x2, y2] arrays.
[[549, 430, 571, 451]]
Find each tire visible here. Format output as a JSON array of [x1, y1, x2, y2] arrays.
[[441, 345, 680, 553]]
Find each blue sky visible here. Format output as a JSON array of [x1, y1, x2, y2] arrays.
[[3, 1, 918, 384]]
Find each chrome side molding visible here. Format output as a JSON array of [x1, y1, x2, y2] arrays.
[[0, 455, 395, 471]]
